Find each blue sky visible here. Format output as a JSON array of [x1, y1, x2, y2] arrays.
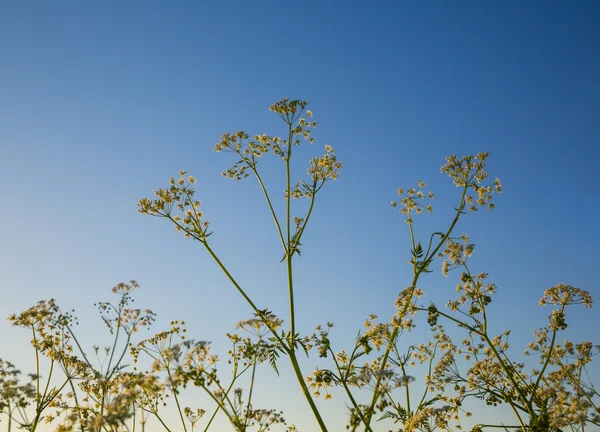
[[1, 1, 599, 430]]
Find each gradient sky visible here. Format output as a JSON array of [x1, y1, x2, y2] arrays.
[[1, 1, 599, 430]]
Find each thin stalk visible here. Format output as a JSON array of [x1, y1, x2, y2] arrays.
[[201, 369, 241, 430], [293, 181, 318, 245], [281, 123, 328, 430], [460, 259, 532, 414], [151, 411, 173, 432], [203, 243, 281, 338], [32, 374, 69, 431], [250, 165, 287, 254], [196, 205, 333, 428], [66, 323, 94, 368], [202, 347, 253, 431], [400, 360, 412, 414], [364, 276, 418, 428], [32, 359, 55, 431], [481, 332, 532, 413], [163, 346, 187, 432], [364, 185, 469, 429], [529, 310, 560, 406], [419, 307, 531, 413], [507, 402, 527, 431], [32, 328, 40, 407], [7, 399, 12, 432], [285, 123, 296, 339], [243, 352, 259, 430], [461, 261, 530, 393], [288, 350, 329, 431], [184, 238, 327, 426], [132, 404, 136, 432], [329, 347, 373, 432], [191, 118, 326, 430], [66, 374, 84, 430], [105, 311, 122, 376], [408, 211, 417, 265], [202, 389, 235, 432], [417, 343, 438, 409], [107, 333, 132, 381]]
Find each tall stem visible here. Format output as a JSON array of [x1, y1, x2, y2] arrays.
[[243, 352, 258, 430], [364, 185, 468, 429], [330, 347, 373, 432], [286, 123, 296, 339], [7, 400, 12, 432], [288, 350, 329, 431], [251, 166, 287, 254], [202, 241, 326, 429], [282, 124, 328, 430]]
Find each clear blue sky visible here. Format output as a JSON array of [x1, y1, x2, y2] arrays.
[[1, 1, 599, 430]]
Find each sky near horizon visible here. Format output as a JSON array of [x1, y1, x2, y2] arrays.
[[1, 1, 599, 430]]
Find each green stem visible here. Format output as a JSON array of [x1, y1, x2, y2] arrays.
[[163, 340, 187, 432], [507, 402, 527, 431], [250, 165, 287, 254], [32, 328, 40, 407], [202, 389, 234, 431], [364, 185, 469, 429], [7, 399, 12, 432], [243, 352, 259, 430], [132, 404, 136, 432], [66, 373, 84, 430], [201, 363, 243, 430], [105, 310, 122, 375], [422, 308, 530, 414], [286, 123, 295, 340], [417, 343, 438, 410], [481, 332, 532, 413], [107, 333, 132, 381], [151, 411, 173, 432], [32, 359, 56, 431], [400, 360, 412, 414], [203, 243, 282, 339], [202, 240, 326, 428], [329, 347, 372, 432], [293, 182, 318, 246], [288, 350, 329, 431], [529, 309, 560, 407]]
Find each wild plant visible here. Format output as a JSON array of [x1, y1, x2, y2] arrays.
[[138, 99, 597, 431], [3, 99, 596, 432]]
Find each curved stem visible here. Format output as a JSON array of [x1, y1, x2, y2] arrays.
[[329, 346, 373, 432], [105, 312, 122, 376], [529, 309, 560, 406], [250, 165, 287, 254], [364, 185, 469, 429], [151, 411, 173, 432], [202, 240, 325, 429], [294, 182, 318, 246], [66, 323, 94, 369], [288, 350, 329, 431], [243, 351, 259, 430]]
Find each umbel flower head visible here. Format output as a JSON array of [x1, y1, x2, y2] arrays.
[[441, 153, 502, 211], [269, 98, 308, 125], [235, 315, 283, 338], [137, 171, 211, 242], [139, 99, 341, 251], [307, 145, 343, 183], [539, 283, 593, 308]]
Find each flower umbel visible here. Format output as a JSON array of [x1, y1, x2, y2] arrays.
[[137, 171, 210, 242]]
